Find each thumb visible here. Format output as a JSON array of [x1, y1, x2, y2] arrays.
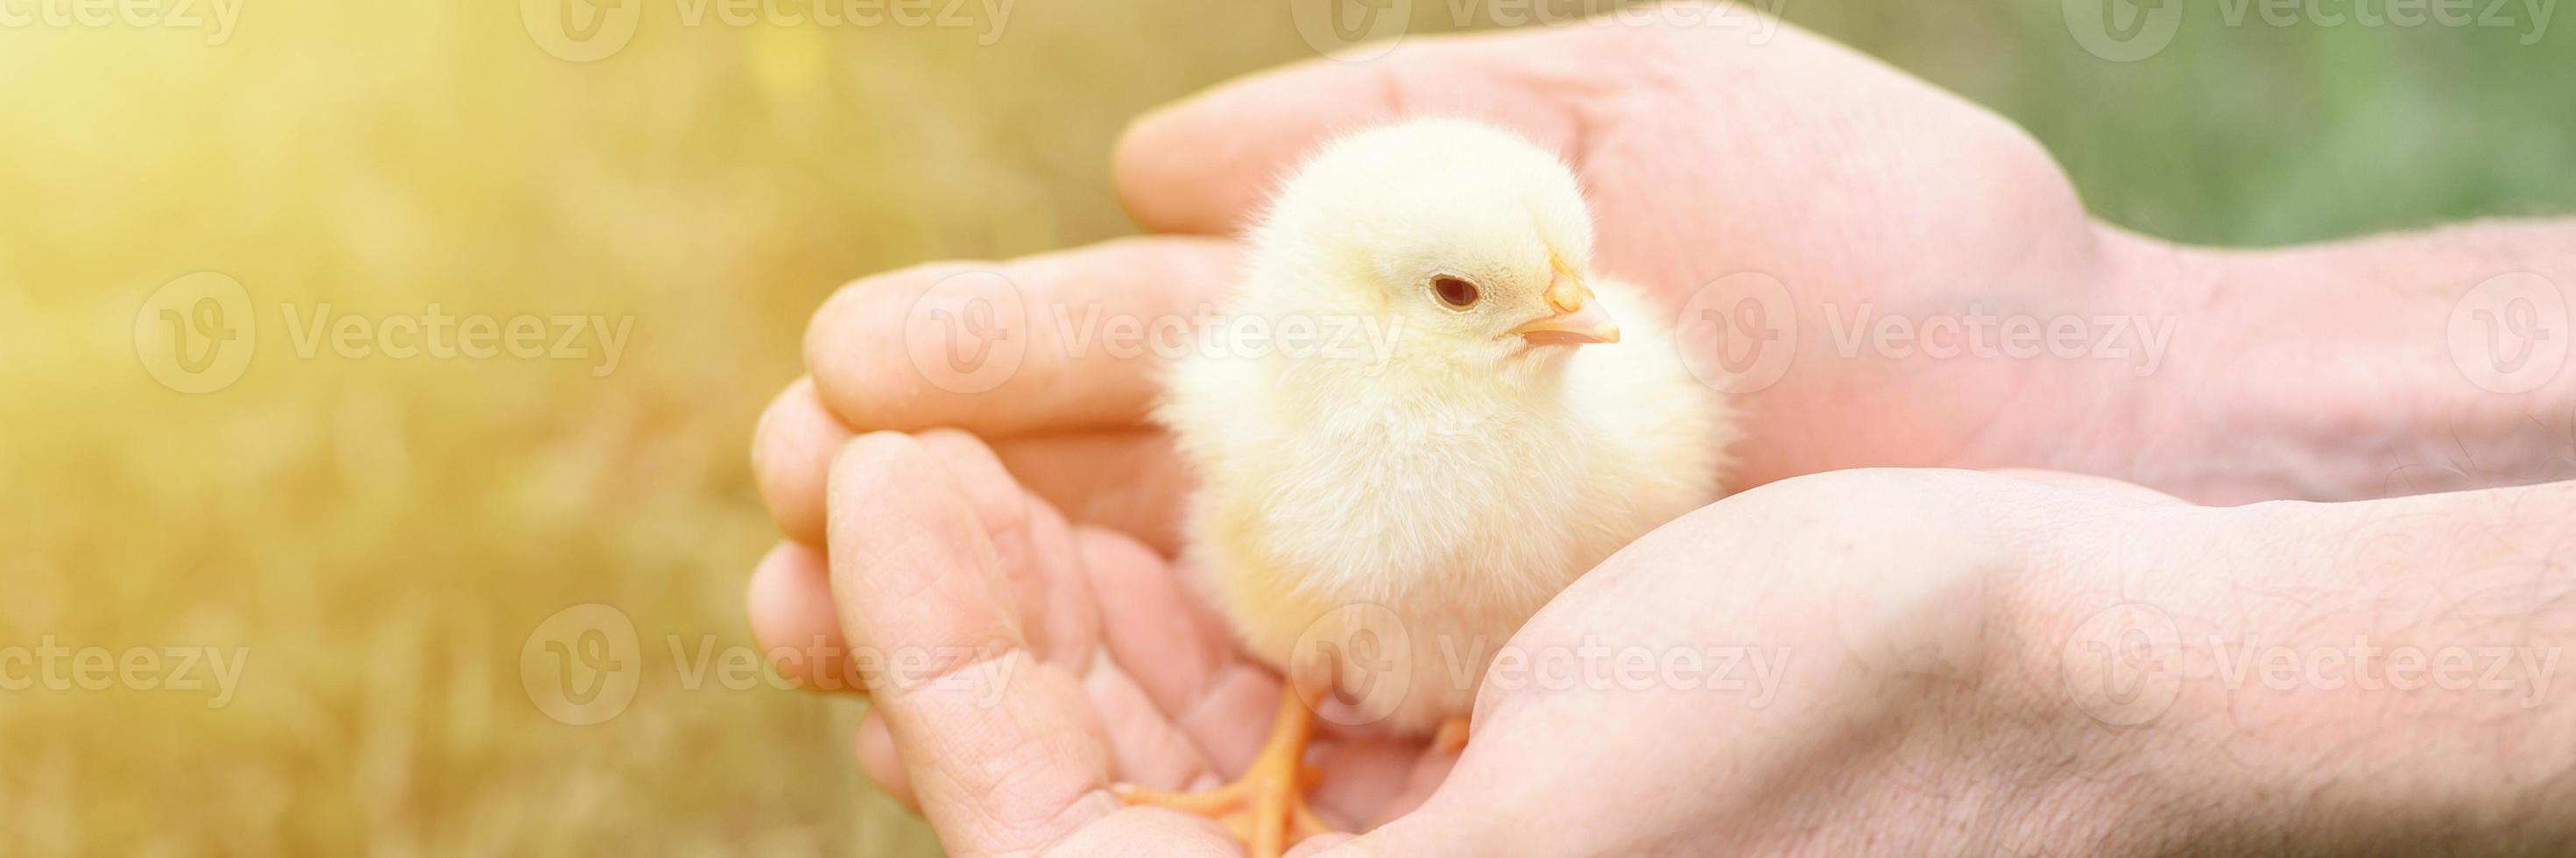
[[1113, 7, 1752, 235]]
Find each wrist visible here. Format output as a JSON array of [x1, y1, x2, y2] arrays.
[[2013, 486, 2576, 853], [2100, 223, 2576, 503]]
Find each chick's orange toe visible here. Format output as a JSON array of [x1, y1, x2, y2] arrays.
[[1113, 687, 1336, 858]]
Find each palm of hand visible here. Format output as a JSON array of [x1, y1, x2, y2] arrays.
[[751, 431, 1451, 854]]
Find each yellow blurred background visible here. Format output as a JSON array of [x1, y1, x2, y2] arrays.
[[3, 0, 2567, 854]]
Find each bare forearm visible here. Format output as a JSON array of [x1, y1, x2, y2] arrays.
[[2046, 480, 2576, 852], [2108, 220, 2576, 503]]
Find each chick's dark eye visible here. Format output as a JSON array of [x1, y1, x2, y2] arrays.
[[1430, 276, 1480, 309]]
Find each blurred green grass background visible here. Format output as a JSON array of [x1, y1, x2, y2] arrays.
[[1, 0, 2567, 854]]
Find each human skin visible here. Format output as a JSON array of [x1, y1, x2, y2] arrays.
[[744, 7, 2576, 853], [754, 10, 2576, 556], [790, 435, 2576, 854]]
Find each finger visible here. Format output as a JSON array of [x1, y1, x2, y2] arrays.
[[828, 432, 1119, 854], [753, 378, 853, 545], [910, 429, 1051, 657], [746, 542, 862, 693], [1115, 23, 1648, 235], [912, 428, 1105, 672], [1076, 650, 1224, 793], [804, 236, 1243, 438], [1073, 526, 1240, 740], [1076, 524, 1298, 784], [1044, 807, 1241, 857], [994, 429, 1191, 556], [857, 707, 917, 810], [758, 419, 1193, 558]]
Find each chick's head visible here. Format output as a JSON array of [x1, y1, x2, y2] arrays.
[[1247, 118, 1622, 368]]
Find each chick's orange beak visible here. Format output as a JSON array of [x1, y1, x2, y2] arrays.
[[1510, 259, 1621, 347]]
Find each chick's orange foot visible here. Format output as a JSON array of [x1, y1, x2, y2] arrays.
[[1112, 688, 1337, 858]]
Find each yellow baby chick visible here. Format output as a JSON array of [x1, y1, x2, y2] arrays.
[[1118, 118, 1735, 855]]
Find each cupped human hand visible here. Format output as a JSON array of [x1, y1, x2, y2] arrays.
[[765, 434, 2203, 854], [750, 429, 1471, 854], [1325, 467, 2171, 854], [753, 8, 2188, 563]]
